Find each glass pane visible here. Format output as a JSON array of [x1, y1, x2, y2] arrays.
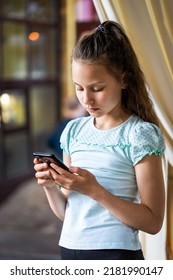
[[0, 90, 27, 129], [2, 22, 27, 79], [75, 0, 98, 22], [26, 0, 57, 21], [5, 132, 30, 178], [0, 131, 3, 180], [30, 85, 58, 151], [28, 26, 56, 78], [2, 0, 25, 18]]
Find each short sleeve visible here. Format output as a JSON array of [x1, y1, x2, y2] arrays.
[[129, 122, 166, 166], [60, 120, 75, 155]]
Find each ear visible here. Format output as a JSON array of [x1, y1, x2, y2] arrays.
[[121, 72, 126, 89]]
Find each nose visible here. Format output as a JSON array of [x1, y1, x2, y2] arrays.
[[82, 90, 94, 106]]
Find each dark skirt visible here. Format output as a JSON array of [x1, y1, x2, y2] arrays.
[[61, 247, 145, 260]]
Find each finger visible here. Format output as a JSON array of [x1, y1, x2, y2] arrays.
[[35, 169, 51, 179], [37, 178, 54, 187], [49, 168, 67, 183], [33, 157, 45, 164], [49, 167, 72, 189], [69, 166, 86, 176], [33, 158, 40, 164], [50, 163, 70, 176], [34, 162, 48, 172]]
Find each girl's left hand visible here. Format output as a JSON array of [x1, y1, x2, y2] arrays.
[[49, 163, 100, 197]]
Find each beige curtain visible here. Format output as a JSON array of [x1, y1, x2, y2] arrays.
[[93, 0, 173, 165], [93, 0, 173, 260]]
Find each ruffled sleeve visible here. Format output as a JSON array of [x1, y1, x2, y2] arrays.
[[128, 121, 166, 166]]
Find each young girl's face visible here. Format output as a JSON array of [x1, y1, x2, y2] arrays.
[[72, 60, 125, 120]]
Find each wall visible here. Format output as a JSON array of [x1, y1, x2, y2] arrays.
[[166, 164, 173, 259]]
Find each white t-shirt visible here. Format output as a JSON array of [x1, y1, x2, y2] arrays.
[[59, 115, 165, 250]]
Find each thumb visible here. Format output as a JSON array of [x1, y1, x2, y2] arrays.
[[69, 166, 84, 175]]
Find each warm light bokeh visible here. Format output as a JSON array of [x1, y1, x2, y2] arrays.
[[28, 31, 40, 41]]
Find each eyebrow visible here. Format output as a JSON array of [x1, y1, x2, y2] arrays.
[[73, 81, 105, 87], [73, 82, 81, 86]]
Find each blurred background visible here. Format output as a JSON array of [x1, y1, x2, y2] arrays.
[[0, 0, 99, 260], [0, 0, 172, 260], [0, 0, 99, 202]]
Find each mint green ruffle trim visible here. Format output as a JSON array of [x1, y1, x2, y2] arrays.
[[147, 148, 164, 157], [74, 139, 131, 149], [62, 139, 165, 160], [73, 139, 165, 155], [133, 148, 165, 166]]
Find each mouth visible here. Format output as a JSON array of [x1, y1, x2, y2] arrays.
[[87, 107, 99, 113]]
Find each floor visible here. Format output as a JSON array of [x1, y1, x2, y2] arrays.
[[0, 179, 63, 260]]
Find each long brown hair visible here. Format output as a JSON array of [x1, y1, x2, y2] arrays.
[[72, 20, 160, 127]]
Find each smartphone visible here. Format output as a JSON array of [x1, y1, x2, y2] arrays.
[[33, 152, 69, 171]]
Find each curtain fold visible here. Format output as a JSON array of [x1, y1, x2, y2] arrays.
[[160, 0, 173, 45], [146, 0, 172, 81], [93, 0, 173, 260], [92, 0, 109, 22]]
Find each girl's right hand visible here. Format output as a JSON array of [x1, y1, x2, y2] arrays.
[[33, 158, 56, 188]]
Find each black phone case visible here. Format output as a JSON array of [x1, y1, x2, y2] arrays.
[[33, 152, 69, 171]]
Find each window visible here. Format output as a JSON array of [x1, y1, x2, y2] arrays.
[[0, 0, 62, 185]]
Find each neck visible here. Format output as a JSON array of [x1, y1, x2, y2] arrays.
[[94, 112, 130, 130]]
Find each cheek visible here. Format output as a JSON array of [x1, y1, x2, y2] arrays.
[[76, 93, 83, 104], [104, 91, 122, 107]]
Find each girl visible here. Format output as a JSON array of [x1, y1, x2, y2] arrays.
[[34, 21, 165, 260]]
